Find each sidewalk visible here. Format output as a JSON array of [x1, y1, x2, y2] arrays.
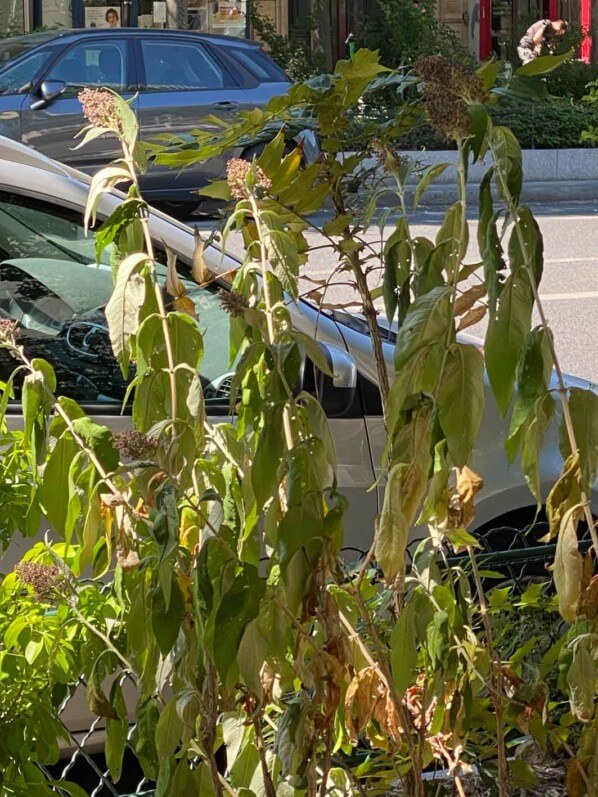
[[354, 148, 598, 205]]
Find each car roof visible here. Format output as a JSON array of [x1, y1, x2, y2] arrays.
[[0, 27, 262, 51], [0, 134, 69, 176]]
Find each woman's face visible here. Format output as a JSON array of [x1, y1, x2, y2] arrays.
[[107, 11, 118, 26]]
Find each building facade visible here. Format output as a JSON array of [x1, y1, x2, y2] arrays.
[[0, 0, 593, 61]]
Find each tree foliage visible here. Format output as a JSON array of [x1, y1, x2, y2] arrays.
[[0, 53, 597, 797]]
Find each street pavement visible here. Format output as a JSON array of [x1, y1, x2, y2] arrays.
[[193, 199, 598, 384]]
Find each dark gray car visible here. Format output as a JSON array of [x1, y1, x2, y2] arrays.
[[0, 28, 295, 215]]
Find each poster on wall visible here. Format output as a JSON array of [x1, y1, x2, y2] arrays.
[[211, 1, 246, 29], [84, 6, 122, 27]]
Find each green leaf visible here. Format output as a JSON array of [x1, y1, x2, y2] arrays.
[[566, 636, 596, 721], [491, 126, 523, 204], [505, 327, 553, 462], [199, 179, 234, 201], [72, 417, 119, 472], [414, 162, 451, 208], [151, 480, 180, 609], [105, 251, 148, 377], [375, 460, 427, 583], [508, 205, 543, 285], [94, 198, 145, 264], [508, 759, 539, 789], [251, 403, 285, 510], [394, 286, 452, 369], [554, 505, 583, 623], [155, 696, 183, 764], [560, 388, 598, 494], [485, 270, 533, 415], [290, 330, 333, 377], [135, 697, 160, 779], [478, 169, 505, 316], [383, 216, 411, 324], [214, 564, 265, 681], [390, 597, 418, 697], [40, 432, 79, 535], [517, 48, 574, 76], [152, 576, 185, 656], [106, 680, 128, 782], [437, 343, 485, 466], [435, 201, 465, 281], [521, 392, 555, 505], [476, 58, 501, 90]]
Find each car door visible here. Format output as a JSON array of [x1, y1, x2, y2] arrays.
[[0, 46, 60, 142], [135, 34, 250, 202], [20, 36, 138, 175]]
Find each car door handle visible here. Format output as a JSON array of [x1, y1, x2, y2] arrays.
[[211, 101, 239, 111]]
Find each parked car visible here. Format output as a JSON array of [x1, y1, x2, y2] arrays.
[[0, 28, 313, 217], [0, 135, 596, 789]]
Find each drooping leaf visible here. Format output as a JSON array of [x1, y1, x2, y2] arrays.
[[554, 505, 583, 623], [521, 392, 556, 505], [437, 343, 485, 466], [213, 564, 265, 681], [105, 251, 148, 377], [435, 201, 466, 281], [491, 126, 523, 204], [478, 168, 505, 316], [383, 216, 411, 325], [394, 286, 452, 369], [566, 636, 596, 721], [560, 387, 598, 494], [390, 597, 418, 697], [151, 576, 185, 656], [106, 680, 128, 782], [375, 459, 427, 583], [508, 205, 544, 286], [485, 270, 534, 415], [414, 162, 452, 208], [155, 696, 183, 764], [506, 326, 554, 462]]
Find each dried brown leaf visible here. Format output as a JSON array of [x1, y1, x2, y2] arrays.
[[457, 304, 487, 332], [191, 227, 213, 285], [454, 283, 486, 316], [164, 242, 184, 298]]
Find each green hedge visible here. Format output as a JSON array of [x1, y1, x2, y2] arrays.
[[348, 97, 597, 151]]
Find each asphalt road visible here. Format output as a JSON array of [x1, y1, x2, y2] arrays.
[[194, 198, 598, 384]]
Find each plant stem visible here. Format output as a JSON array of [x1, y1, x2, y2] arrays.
[[468, 545, 508, 797], [253, 717, 276, 797]]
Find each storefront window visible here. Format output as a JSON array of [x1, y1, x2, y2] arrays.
[[41, 0, 73, 28], [0, 0, 26, 35], [188, 1, 248, 36]]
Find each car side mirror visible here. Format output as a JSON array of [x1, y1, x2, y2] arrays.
[[30, 80, 67, 110], [302, 342, 358, 418]]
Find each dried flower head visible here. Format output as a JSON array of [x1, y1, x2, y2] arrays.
[[369, 139, 409, 170], [226, 158, 272, 200], [15, 562, 63, 601], [219, 289, 249, 317], [79, 88, 122, 132], [0, 318, 19, 347], [414, 56, 487, 142], [113, 430, 159, 461]]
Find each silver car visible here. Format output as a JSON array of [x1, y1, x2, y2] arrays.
[[0, 136, 595, 787], [0, 28, 295, 216]]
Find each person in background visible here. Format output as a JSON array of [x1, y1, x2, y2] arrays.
[[105, 8, 119, 27], [517, 18, 567, 63]]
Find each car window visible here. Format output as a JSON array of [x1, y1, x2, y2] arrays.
[[227, 47, 288, 82], [140, 39, 226, 90], [0, 193, 233, 406], [0, 50, 54, 95], [45, 40, 128, 90]]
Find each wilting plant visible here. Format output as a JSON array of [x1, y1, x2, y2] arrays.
[[0, 46, 596, 797]]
